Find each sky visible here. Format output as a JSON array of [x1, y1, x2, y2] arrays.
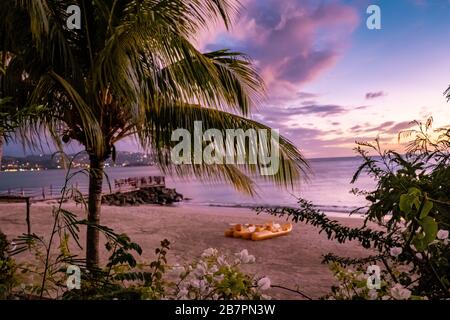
[[197, 0, 450, 158], [4, 0, 450, 159]]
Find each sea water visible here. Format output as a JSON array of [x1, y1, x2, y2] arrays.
[[0, 157, 375, 214]]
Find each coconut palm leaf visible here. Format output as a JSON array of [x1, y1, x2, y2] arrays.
[[139, 102, 309, 193], [1, 0, 309, 267]]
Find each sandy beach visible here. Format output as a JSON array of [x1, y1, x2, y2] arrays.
[[0, 202, 374, 299]]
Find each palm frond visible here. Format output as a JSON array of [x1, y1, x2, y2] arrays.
[[138, 102, 309, 193]]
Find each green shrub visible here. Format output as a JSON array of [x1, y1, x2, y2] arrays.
[[0, 230, 18, 299], [257, 118, 450, 300]]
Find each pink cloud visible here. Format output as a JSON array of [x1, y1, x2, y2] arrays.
[[365, 91, 387, 100], [197, 0, 359, 99]]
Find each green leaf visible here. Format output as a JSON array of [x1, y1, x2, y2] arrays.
[[399, 194, 412, 214], [411, 237, 426, 252], [408, 187, 421, 196], [420, 216, 438, 247], [419, 200, 433, 219]]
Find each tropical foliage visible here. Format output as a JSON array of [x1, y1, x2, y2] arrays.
[[0, 151, 271, 300], [0, 0, 308, 267], [257, 118, 450, 300]]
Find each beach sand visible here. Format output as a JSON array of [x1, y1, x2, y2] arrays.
[[0, 202, 375, 299]]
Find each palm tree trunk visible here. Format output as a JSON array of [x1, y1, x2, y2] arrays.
[[0, 136, 4, 172], [86, 155, 104, 268]]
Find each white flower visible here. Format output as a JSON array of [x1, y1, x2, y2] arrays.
[[193, 262, 207, 278], [217, 255, 228, 267], [177, 288, 189, 300], [390, 247, 403, 257], [390, 283, 411, 300], [257, 277, 271, 291], [191, 279, 200, 288], [437, 230, 449, 240], [415, 253, 423, 260], [235, 249, 248, 259], [210, 265, 219, 274], [202, 248, 218, 258], [170, 264, 185, 276], [198, 280, 209, 293], [367, 289, 378, 300], [191, 279, 208, 292], [235, 249, 256, 264], [214, 274, 225, 282]]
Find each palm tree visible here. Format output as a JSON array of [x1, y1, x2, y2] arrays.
[[1, 0, 309, 268], [1, 29, 37, 171], [0, 132, 3, 171]]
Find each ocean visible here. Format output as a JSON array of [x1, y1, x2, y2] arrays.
[[0, 157, 375, 214]]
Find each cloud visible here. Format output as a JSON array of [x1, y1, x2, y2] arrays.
[[297, 92, 319, 100], [387, 121, 415, 134], [294, 104, 348, 116], [369, 121, 395, 131], [285, 127, 324, 140], [350, 121, 416, 134], [365, 91, 387, 100], [301, 100, 317, 106], [255, 103, 350, 126], [350, 124, 363, 132], [202, 0, 359, 97]]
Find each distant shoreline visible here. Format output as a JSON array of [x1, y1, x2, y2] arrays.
[[175, 201, 366, 218], [1, 154, 368, 172]]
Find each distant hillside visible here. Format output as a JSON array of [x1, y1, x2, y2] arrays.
[[1, 151, 155, 171]]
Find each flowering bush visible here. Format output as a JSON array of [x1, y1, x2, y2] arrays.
[[166, 248, 271, 300], [0, 231, 18, 299], [60, 241, 271, 300], [258, 119, 450, 300], [325, 213, 450, 300]]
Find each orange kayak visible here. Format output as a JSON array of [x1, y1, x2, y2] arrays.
[[225, 222, 293, 241]]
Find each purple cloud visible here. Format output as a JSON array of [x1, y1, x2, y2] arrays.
[[294, 104, 348, 116], [387, 121, 415, 133], [350, 121, 415, 134], [203, 0, 359, 96], [255, 104, 349, 125], [297, 92, 318, 100], [366, 91, 387, 100]]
